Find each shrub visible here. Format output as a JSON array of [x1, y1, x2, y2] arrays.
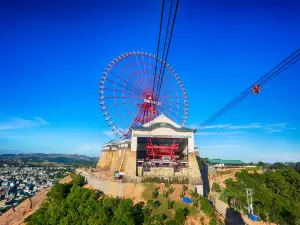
[[180, 191, 185, 199], [152, 200, 161, 207], [183, 207, 189, 217], [212, 182, 222, 193], [174, 208, 185, 224], [192, 198, 199, 208], [189, 189, 199, 198], [166, 220, 181, 225], [209, 218, 217, 225], [147, 200, 153, 206], [70, 173, 85, 187], [163, 190, 169, 198], [183, 178, 189, 184], [199, 197, 214, 217], [168, 186, 175, 194], [152, 189, 159, 198], [168, 200, 175, 209], [182, 184, 188, 192]]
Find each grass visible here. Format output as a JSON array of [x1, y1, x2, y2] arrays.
[[142, 183, 155, 200], [151, 195, 169, 215], [141, 183, 199, 218], [166, 210, 174, 219], [173, 201, 199, 216], [244, 167, 260, 171]]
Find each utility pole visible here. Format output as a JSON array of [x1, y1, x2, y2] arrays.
[[246, 188, 254, 214]]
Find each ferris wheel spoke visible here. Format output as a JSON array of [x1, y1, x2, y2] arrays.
[[114, 64, 132, 81], [157, 104, 179, 118], [140, 55, 149, 86], [105, 78, 137, 93], [121, 58, 148, 91], [128, 57, 148, 88], [102, 87, 133, 95], [115, 60, 145, 94], [108, 70, 138, 90], [104, 96, 141, 99], [100, 52, 188, 138], [134, 55, 144, 79]]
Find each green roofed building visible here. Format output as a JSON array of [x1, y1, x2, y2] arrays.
[[207, 159, 244, 168]]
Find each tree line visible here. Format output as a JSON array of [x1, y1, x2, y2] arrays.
[[220, 168, 300, 224]]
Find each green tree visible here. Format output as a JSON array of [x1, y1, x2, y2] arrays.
[[272, 162, 287, 170], [174, 208, 185, 224], [46, 183, 72, 202], [71, 173, 86, 187], [257, 161, 267, 169], [112, 199, 135, 225], [296, 162, 300, 173], [221, 168, 300, 224]]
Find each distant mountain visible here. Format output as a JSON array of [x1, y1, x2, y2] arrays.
[[0, 153, 99, 164]]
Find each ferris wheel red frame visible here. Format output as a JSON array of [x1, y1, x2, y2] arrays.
[[99, 51, 188, 138]]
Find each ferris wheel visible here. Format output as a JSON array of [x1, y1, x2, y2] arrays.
[[99, 51, 188, 138]]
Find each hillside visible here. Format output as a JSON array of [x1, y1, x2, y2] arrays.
[[0, 153, 99, 165]]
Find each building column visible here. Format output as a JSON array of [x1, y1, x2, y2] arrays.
[[131, 135, 137, 152], [188, 135, 194, 153]]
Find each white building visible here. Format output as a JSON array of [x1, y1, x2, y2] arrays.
[[97, 115, 202, 184]]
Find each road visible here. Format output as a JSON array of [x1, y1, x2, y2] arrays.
[[76, 169, 124, 197]]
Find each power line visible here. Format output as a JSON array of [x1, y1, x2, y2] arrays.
[[152, 0, 165, 99], [155, 0, 174, 97], [199, 54, 300, 129], [196, 48, 300, 131], [156, 0, 180, 101], [197, 52, 300, 130]]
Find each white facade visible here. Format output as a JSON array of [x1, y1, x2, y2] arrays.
[[130, 114, 195, 153]]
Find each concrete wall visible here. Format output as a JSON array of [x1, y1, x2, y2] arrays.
[[143, 167, 174, 177], [187, 152, 202, 184], [97, 150, 114, 169], [124, 151, 137, 178], [97, 149, 131, 172]]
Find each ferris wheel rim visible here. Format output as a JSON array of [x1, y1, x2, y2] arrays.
[[99, 51, 188, 138]]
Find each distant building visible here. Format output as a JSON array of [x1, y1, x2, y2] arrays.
[[207, 159, 244, 168]]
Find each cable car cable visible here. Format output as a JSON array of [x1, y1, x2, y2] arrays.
[[156, 0, 180, 101], [197, 52, 300, 130], [155, 0, 174, 98], [198, 51, 300, 129], [196, 49, 300, 131], [152, 0, 165, 98]]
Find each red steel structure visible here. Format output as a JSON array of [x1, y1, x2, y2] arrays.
[[99, 51, 188, 138], [146, 139, 179, 161]]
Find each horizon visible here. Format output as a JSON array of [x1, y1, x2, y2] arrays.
[[1, 0, 300, 162]]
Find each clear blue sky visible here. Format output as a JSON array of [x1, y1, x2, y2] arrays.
[[1, 0, 299, 162]]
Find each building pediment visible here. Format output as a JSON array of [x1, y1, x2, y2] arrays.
[[131, 122, 195, 133], [142, 114, 181, 128]]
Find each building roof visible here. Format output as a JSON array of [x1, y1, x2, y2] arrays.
[[142, 114, 181, 128], [131, 114, 196, 132], [207, 159, 244, 165], [131, 122, 195, 132]]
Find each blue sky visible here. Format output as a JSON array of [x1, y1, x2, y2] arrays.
[[0, 0, 300, 162]]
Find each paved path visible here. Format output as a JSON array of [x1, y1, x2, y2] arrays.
[[213, 198, 245, 225], [214, 198, 227, 217], [76, 169, 124, 197]]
